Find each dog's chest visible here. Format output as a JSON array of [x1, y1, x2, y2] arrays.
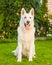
[[22, 30, 33, 42], [18, 27, 34, 42]]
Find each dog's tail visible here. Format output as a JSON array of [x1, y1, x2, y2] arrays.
[[12, 50, 18, 56]]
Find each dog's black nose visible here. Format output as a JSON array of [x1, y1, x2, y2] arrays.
[[27, 21, 30, 24]]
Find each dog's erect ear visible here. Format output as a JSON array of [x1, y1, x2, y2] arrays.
[[21, 8, 26, 15], [30, 8, 34, 16]]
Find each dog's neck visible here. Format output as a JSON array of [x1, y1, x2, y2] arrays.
[[20, 26, 34, 33]]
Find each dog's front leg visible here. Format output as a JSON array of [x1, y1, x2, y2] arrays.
[[18, 42, 22, 62], [29, 43, 34, 61]]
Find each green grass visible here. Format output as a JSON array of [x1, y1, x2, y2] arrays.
[[0, 40, 52, 65]]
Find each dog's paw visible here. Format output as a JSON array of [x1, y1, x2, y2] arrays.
[[33, 55, 36, 58], [29, 59, 32, 62], [17, 59, 21, 62]]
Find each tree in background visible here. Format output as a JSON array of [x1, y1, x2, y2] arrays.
[[0, 0, 51, 39]]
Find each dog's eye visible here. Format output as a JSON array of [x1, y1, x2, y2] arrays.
[[30, 17, 31, 19], [24, 16, 26, 19]]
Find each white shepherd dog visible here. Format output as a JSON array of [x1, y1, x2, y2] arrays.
[[13, 8, 36, 62]]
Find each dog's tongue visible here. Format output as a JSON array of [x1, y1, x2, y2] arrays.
[[25, 25, 30, 30]]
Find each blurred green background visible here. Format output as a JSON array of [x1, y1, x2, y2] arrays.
[[0, 0, 52, 39]]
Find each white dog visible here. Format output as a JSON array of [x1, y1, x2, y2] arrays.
[[13, 8, 36, 62]]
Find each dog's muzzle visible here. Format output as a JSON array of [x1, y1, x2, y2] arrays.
[[24, 21, 30, 30]]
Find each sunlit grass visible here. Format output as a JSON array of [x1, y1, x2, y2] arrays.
[[0, 40, 52, 65]]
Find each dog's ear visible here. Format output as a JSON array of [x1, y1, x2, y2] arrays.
[[30, 8, 34, 16], [21, 8, 26, 15]]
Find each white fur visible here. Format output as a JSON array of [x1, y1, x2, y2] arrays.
[[13, 8, 36, 62]]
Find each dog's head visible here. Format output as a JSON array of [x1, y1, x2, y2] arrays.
[[20, 8, 34, 31]]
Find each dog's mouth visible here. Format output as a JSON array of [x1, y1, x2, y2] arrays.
[[24, 23, 30, 30]]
